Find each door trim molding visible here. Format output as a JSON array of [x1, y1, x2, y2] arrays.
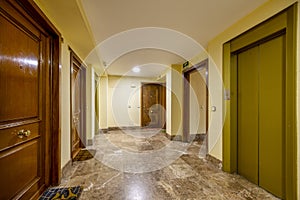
[[222, 4, 298, 199], [183, 59, 209, 142]]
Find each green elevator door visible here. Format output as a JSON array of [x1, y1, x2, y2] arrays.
[[237, 34, 285, 199]]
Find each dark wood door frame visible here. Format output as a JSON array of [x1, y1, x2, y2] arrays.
[[1, 0, 62, 186], [141, 83, 166, 128], [183, 59, 209, 143], [69, 48, 87, 157]]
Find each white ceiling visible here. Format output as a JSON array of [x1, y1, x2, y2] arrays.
[[34, 0, 269, 78], [97, 27, 204, 67], [107, 49, 184, 77], [80, 0, 268, 46]]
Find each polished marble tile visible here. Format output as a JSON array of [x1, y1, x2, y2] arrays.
[[61, 129, 278, 200]]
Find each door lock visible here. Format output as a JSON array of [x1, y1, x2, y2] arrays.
[[17, 129, 31, 138]]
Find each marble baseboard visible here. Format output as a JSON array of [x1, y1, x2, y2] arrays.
[[87, 138, 94, 146], [164, 133, 206, 142], [206, 154, 222, 169], [98, 129, 108, 134], [61, 159, 72, 180], [108, 126, 140, 131], [191, 133, 206, 141], [165, 133, 182, 141]]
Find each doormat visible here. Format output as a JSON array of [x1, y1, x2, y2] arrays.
[[73, 149, 96, 161], [39, 186, 83, 200]]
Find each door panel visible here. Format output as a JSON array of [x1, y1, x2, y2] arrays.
[[0, 123, 39, 150], [259, 35, 285, 198], [141, 84, 166, 128], [0, 14, 39, 121], [71, 64, 82, 159], [0, 140, 39, 199], [0, 5, 47, 199], [237, 46, 259, 184]]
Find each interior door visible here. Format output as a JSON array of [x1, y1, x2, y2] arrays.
[[189, 68, 207, 134], [141, 84, 166, 128], [237, 34, 285, 198], [71, 61, 84, 159], [0, 5, 49, 199]]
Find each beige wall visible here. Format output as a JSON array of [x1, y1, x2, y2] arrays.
[[106, 76, 159, 127], [166, 70, 172, 133], [86, 66, 94, 143], [60, 39, 71, 169], [166, 64, 183, 136], [99, 76, 108, 129], [95, 75, 101, 132]]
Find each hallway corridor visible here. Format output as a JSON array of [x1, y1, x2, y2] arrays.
[[60, 129, 278, 199]]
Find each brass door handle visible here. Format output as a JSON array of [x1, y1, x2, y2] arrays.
[[17, 129, 31, 138]]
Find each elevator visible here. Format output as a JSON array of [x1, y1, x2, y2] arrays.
[[237, 34, 285, 198]]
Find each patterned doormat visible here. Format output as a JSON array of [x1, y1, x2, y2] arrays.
[[39, 186, 83, 200], [73, 149, 96, 161]]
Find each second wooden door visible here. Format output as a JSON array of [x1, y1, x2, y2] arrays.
[[70, 51, 86, 160], [141, 83, 166, 128]]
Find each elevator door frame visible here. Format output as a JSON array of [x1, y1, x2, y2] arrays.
[[222, 4, 297, 199]]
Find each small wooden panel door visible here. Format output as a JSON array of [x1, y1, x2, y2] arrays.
[[71, 66, 81, 159], [141, 83, 166, 128], [70, 51, 86, 160], [0, 2, 50, 199]]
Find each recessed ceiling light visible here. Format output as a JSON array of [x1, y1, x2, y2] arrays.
[[132, 66, 140, 73]]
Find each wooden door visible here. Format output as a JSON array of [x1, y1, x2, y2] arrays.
[[189, 68, 207, 134], [237, 34, 285, 198], [0, 1, 53, 199], [70, 51, 86, 160], [141, 83, 166, 128]]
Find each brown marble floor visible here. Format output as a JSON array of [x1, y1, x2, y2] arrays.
[[61, 129, 278, 200]]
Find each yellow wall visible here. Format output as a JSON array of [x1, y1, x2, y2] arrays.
[[166, 64, 183, 136]]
